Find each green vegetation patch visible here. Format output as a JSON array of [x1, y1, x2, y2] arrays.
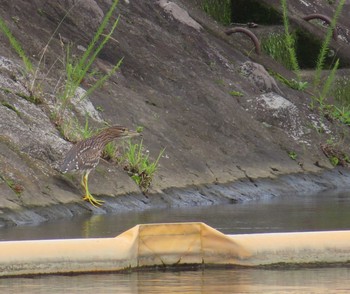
[[321, 143, 350, 167], [123, 140, 164, 194], [0, 174, 24, 196], [262, 33, 297, 70], [322, 76, 350, 126], [0, 16, 33, 73], [334, 77, 350, 107], [288, 151, 297, 160], [294, 29, 338, 70], [1, 101, 21, 116], [202, 0, 231, 25]]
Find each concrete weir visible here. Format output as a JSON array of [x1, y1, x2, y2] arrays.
[[0, 222, 350, 277]]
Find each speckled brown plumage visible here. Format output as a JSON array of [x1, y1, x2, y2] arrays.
[[60, 126, 129, 173], [60, 125, 140, 206]]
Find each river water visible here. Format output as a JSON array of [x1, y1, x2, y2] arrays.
[[1, 189, 350, 293]]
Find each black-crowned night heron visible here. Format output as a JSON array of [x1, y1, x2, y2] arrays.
[[60, 126, 140, 206]]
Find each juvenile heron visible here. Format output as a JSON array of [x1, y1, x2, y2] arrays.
[[60, 126, 140, 206]]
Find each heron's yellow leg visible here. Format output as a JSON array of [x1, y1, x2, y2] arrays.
[[81, 171, 104, 207]]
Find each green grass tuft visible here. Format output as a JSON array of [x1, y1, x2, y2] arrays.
[[317, 58, 339, 107], [229, 90, 244, 97], [0, 174, 24, 196], [0, 17, 33, 73], [262, 32, 297, 70], [57, 0, 122, 121], [1, 101, 21, 116], [124, 140, 164, 193], [334, 77, 350, 107], [280, 0, 300, 78], [313, 0, 346, 89], [202, 0, 231, 25], [288, 151, 297, 160]]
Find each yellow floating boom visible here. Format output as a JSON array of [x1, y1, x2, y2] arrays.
[[0, 222, 349, 277]]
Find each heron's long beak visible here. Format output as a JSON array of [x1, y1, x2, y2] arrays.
[[126, 129, 142, 138]]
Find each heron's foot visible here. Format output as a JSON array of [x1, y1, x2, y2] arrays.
[[83, 193, 104, 207]]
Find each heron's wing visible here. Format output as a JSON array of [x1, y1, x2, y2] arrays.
[[60, 144, 82, 173], [60, 139, 101, 173]]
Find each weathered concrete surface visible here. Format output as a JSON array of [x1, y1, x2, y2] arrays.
[[0, 0, 350, 226]]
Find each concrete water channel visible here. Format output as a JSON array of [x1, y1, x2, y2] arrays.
[[0, 189, 350, 293]]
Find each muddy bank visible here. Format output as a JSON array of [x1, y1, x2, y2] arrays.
[[1, 167, 349, 227]]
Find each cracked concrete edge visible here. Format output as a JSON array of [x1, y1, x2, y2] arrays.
[[0, 167, 348, 227]]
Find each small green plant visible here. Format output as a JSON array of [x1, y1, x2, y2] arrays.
[[329, 156, 339, 166], [56, 0, 122, 121], [1, 101, 21, 116], [102, 141, 119, 161], [314, 67, 350, 126], [264, 1, 309, 85], [0, 17, 43, 103], [280, 0, 301, 80], [316, 58, 339, 108], [55, 115, 90, 142], [289, 79, 309, 91], [136, 126, 144, 133], [326, 137, 335, 146], [334, 77, 350, 107], [268, 70, 308, 91], [202, 0, 231, 25], [229, 90, 244, 97], [0, 174, 24, 196], [79, 115, 95, 140], [262, 33, 297, 71], [29, 3, 78, 97], [288, 150, 297, 160], [215, 79, 225, 86], [123, 140, 164, 193], [321, 142, 350, 166], [329, 105, 350, 125], [102, 125, 144, 162], [313, 0, 346, 90], [11, 16, 20, 24], [0, 17, 33, 73]]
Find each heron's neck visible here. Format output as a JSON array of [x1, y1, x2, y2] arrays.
[[94, 130, 121, 147]]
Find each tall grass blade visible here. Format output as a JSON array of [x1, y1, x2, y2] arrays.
[[30, 2, 77, 92], [202, 0, 231, 25], [75, 0, 120, 85], [313, 0, 345, 89], [280, 0, 300, 79], [81, 54, 123, 100], [319, 58, 339, 105], [0, 17, 33, 73], [58, 0, 121, 121]]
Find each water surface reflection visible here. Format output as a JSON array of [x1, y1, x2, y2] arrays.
[[1, 189, 350, 293], [0, 189, 349, 240], [1, 268, 350, 293]]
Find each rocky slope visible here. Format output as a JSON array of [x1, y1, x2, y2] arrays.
[[0, 0, 350, 226]]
